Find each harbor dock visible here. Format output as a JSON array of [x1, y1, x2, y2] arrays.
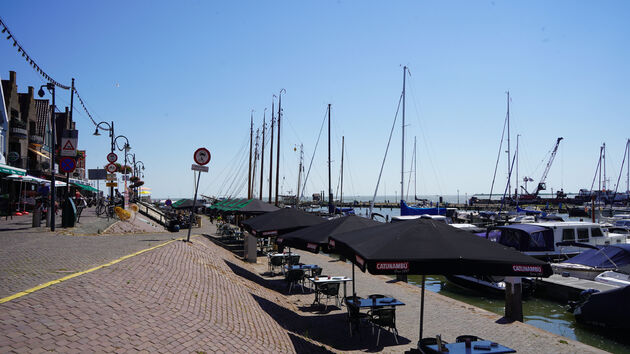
[[534, 274, 620, 302]]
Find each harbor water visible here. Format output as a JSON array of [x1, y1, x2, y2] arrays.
[[343, 206, 630, 353]]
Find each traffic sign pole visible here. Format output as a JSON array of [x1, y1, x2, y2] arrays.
[[186, 171, 202, 243]]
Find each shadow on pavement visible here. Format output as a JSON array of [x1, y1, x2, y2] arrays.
[[287, 333, 335, 354], [252, 294, 410, 351], [224, 260, 293, 295]]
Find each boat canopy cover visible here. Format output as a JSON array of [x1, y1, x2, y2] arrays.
[[400, 200, 446, 216], [561, 244, 630, 269], [574, 285, 630, 330], [494, 224, 554, 252]]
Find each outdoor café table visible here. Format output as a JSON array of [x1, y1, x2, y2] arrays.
[[425, 340, 516, 354], [350, 297, 405, 309], [308, 276, 352, 306], [267, 252, 298, 273], [284, 264, 321, 277]]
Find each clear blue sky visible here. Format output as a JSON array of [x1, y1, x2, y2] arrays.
[[2, 1, 629, 200]]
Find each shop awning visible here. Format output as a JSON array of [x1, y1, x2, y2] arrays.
[[0, 163, 27, 176], [72, 182, 98, 192]]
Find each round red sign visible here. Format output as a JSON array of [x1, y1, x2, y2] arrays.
[[106, 163, 117, 173], [107, 152, 118, 163], [193, 147, 211, 165]]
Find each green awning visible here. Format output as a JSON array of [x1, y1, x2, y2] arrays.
[[0, 163, 26, 176], [72, 182, 98, 192]]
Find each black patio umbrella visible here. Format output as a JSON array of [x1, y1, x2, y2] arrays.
[[276, 215, 380, 253], [328, 218, 553, 344], [235, 199, 280, 215], [240, 207, 325, 237]]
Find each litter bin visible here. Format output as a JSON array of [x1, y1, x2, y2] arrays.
[[61, 197, 77, 228], [32, 207, 41, 227]]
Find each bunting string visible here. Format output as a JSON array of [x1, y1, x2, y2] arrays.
[[1, 16, 99, 127]]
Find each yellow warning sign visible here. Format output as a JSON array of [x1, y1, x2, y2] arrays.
[[106, 182, 118, 187]]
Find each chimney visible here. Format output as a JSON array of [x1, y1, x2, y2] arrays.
[[9, 71, 16, 83], [28, 86, 34, 99]]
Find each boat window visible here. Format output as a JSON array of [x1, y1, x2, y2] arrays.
[[562, 228, 575, 241], [527, 231, 548, 250], [577, 228, 589, 242], [498, 229, 520, 249], [591, 227, 604, 237]]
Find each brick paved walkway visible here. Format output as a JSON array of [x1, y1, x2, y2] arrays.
[[0, 235, 330, 353]]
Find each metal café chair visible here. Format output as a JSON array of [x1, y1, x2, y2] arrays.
[[269, 256, 284, 275], [370, 308, 399, 347], [317, 282, 340, 310], [455, 335, 483, 343], [285, 269, 306, 294], [345, 296, 369, 336]]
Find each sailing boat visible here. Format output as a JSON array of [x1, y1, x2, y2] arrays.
[[398, 66, 445, 216]]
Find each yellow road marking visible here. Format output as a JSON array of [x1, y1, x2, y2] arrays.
[[0, 238, 184, 304]]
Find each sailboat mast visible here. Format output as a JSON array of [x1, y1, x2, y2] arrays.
[[340, 136, 345, 207], [506, 91, 511, 199], [603, 143, 607, 191], [248, 111, 253, 199], [269, 98, 275, 203], [297, 144, 303, 207], [260, 109, 266, 200], [627, 139, 630, 193], [328, 104, 334, 214], [252, 129, 260, 197], [275, 89, 285, 206], [401, 66, 407, 203], [414, 136, 417, 200], [516, 134, 520, 201]]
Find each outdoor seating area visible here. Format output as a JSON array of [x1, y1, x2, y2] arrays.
[[215, 222, 243, 239]]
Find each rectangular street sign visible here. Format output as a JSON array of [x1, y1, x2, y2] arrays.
[[88, 168, 107, 180], [106, 174, 116, 181], [106, 182, 118, 187], [60, 130, 78, 157], [191, 164, 209, 172]]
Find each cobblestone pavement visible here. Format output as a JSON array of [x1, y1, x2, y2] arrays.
[[248, 249, 607, 353], [0, 233, 329, 353], [0, 211, 178, 299]]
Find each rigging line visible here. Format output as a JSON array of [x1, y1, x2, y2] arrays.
[[223, 144, 250, 197], [369, 92, 403, 216], [407, 75, 444, 195], [344, 146, 357, 199], [499, 149, 518, 213], [611, 140, 629, 199], [489, 106, 509, 203], [213, 135, 249, 196], [300, 107, 328, 200]]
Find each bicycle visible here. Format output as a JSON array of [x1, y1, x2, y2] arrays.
[[95, 199, 116, 219]]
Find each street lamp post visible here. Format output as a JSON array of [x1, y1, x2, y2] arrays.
[[133, 160, 145, 201], [114, 136, 131, 208], [38, 83, 59, 231], [93, 121, 114, 201]]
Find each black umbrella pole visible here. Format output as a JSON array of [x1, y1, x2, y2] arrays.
[[418, 274, 426, 348], [352, 263, 356, 297]]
